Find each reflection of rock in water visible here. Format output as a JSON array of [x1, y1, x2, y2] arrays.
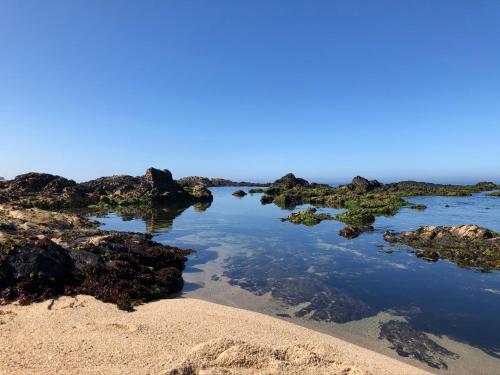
[[379, 320, 459, 369], [224, 253, 374, 323], [85, 201, 211, 233]]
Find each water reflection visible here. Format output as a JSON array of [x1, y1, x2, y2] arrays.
[[92, 187, 500, 370]]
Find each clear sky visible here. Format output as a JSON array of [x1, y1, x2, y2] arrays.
[[1, 0, 499, 183]]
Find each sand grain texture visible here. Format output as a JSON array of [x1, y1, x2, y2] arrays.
[[0, 296, 430, 375]]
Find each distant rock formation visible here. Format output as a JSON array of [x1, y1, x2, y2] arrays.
[[178, 176, 268, 188]]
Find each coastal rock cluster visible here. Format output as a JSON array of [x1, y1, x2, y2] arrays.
[[0, 168, 213, 209], [266, 173, 499, 241], [178, 176, 268, 188], [0, 204, 190, 310], [384, 225, 500, 271]]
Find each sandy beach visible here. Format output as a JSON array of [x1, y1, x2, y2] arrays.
[[0, 295, 431, 375]]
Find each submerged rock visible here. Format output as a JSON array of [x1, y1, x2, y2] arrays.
[[282, 208, 334, 226], [338, 225, 373, 239], [379, 320, 458, 369], [232, 190, 247, 197], [260, 195, 274, 205], [384, 225, 500, 271]]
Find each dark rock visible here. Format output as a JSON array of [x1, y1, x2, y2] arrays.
[[260, 195, 274, 205], [3, 173, 76, 194], [177, 176, 212, 188], [339, 225, 362, 239], [349, 176, 382, 193], [232, 190, 247, 198], [2, 168, 212, 209], [0, 205, 191, 310], [271, 173, 310, 189]]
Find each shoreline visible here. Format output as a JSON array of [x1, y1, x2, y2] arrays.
[[0, 295, 430, 375]]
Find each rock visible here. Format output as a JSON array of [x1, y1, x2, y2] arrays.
[[0, 204, 191, 310], [260, 195, 274, 205], [177, 176, 212, 188], [232, 190, 247, 198], [349, 176, 382, 193], [248, 188, 266, 194], [339, 225, 369, 239], [2, 172, 76, 194], [1, 168, 212, 209], [271, 173, 310, 189], [410, 204, 427, 210], [282, 208, 334, 226], [383, 225, 500, 271], [142, 167, 177, 194], [210, 178, 268, 187], [189, 185, 213, 202]]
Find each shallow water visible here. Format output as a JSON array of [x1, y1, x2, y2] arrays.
[[93, 188, 500, 373]]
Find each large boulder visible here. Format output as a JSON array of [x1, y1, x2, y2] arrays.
[[271, 173, 309, 189], [141, 168, 177, 194], [350, 176, 382, 193]]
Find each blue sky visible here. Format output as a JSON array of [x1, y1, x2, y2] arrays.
[[1, 0, 499, 183]]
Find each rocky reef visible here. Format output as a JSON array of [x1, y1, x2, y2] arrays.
[[178, 176, 269, 188], [281, 208, 334, 226], [265, 173, 499, 238], [232, 190, 247, 198], [0, 168, 213, 210], [384, 225, 500, 271], [0, 204, 190, 310], [488, 191, 500, 197]]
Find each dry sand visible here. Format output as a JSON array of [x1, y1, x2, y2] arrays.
[[0, 295, 431, 375]]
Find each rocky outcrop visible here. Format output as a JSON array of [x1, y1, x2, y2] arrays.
[[281, 208, 334, 226], [177, 176, 212, 188], [338, 225, 373, 239], [0, 168, 213, 209], [384, 225, 500, 271], [271, 173, 309, 189], [0, 204, 190, 310], [347, 176, 383, 193], [178, 176, 269, 188], [232, 190, 247, 197]]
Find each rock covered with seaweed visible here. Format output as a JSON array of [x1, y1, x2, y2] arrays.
[[263, 173, 499, 238], [384, 225, 500, 271], [0, 204, 191, 310]]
